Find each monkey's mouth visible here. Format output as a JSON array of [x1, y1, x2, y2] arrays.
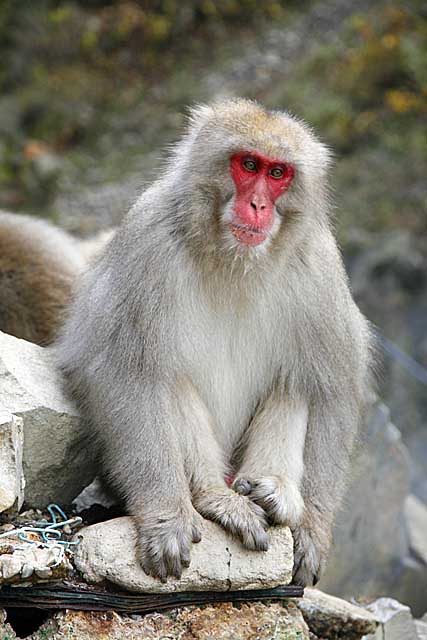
[[228, 223, 268, 247]]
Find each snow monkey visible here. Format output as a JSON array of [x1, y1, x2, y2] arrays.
[[0, 211, 85, 345], [57, 99, 372, 586], [0, 212, 114, 346]]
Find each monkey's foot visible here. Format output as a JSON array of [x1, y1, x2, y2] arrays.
[[135, 508, 202, 582], [291, 523, 327, 587], [233, 475, 304, 527], [194, 488, 269, 551]]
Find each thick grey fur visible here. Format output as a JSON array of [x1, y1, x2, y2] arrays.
[[56, 99, 373, 586]]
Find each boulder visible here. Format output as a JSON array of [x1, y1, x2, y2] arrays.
[[295, 588, 378, 639], [415, 617, 427, 640], [404, 495, 427, 566], [363, 598, 418, 640], [320, 398, 411, 602], [73, 516, 293, 593], [0, 407, 24, 512], [72, 476, 116, 513], [1, 602, 310, 639], [0, 331, 92, 508], [0, 539, 71, 585]]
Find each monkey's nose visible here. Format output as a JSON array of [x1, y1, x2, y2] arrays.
[[250, 201, 266, 211]]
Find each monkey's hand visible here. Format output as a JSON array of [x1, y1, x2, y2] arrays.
[[233, 475, 304, 528], [194, 488, 269, 551], [135, 506, 202, 582], [291, 518, 329, 587]]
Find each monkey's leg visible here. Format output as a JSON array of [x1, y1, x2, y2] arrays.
[[232, 392, 307, 529], [181, 381, 270, 552], [291, 400, 357, 587], [102, 387, 203, 582]]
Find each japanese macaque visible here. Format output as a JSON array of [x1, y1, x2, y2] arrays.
[[57, 99, 372, 586], [0, 212, 115, 346], [0, 211, 85, 345]]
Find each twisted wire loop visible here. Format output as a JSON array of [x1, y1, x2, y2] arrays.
[[0, 503, 82, 568]]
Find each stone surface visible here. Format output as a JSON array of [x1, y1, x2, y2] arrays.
[[405, 494, 427, 565], [347, 230, 427, 506], [320, 398, 411, 602], [73, 516, 293, 593], [0, 406, 24, 512], [415, 618, 427, 640], [364, 598, 418, 640], [0, 541, 71, 585], [295, 588, 378, 639], [4, 602, 308, 639], [0, 330, 93, 507], [72, 476, 116, 512]]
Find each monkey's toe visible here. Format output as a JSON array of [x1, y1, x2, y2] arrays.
[[136, 509, 199, 581], [233, 478, 253, 496], [291, 524, 325, 587], [235, 475, 304, 528], [194, 488, 269, 552]]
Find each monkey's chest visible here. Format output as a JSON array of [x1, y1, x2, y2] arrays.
[[180, 312, 278, 451]]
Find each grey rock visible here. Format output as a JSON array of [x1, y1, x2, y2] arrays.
[[0, 540, 71, 585], [386, 556, 427, 620], [296, 588, 378, 639], [73, 516, 293, 593], [346, 230, 427, 506], [0, 407, 24, 512], [364, 598, 418, 640], [321, 398, 411, 601], [1, 554, 22, 580], [18, 603, 310, 639], [405, 495, 427, 565], [415, 619, 427, 640], [0, 330, 93, 508], [72, 476, 117, 512]]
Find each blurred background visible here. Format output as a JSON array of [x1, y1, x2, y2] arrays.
[[0, 0, 426, 614]]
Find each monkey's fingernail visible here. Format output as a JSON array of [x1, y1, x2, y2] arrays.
[[181, 550, 191, 567], [259, 538, 270, 552], [192, 527, 202, 543], [233, 478, 252, 495]]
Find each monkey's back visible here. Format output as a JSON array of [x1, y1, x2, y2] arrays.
[[0, 211, 85, 346]]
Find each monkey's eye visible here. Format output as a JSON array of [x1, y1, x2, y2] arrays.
[[269, 166, 284, 179], [242, 158, 258, 172]]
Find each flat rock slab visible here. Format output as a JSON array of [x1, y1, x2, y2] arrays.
[[0, 407, 24, 512], [0, 331, 92, 507], [296, 588, 378, 639], [73, 516, 293, 593], [364, 597, 418, 640]]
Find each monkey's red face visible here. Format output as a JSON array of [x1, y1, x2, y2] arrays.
[[229, 151, 294, 247]]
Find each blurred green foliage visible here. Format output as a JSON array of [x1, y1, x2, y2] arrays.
[[0, 0, 287, 212], [265, 4, 427, 237], [0, 1, 425, 238]]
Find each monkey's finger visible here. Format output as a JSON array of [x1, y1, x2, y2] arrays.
[[241, 526, 270, 552], [180, 546, 191, 568], [232, 478, 253, 496], [163, 538, 185, 579], [192, 525, 202, 543], [140, 552, 164, 581]]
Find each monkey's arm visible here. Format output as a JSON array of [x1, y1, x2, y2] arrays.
[[233, 391, 308, 528], [86, 375, 203, 582], [290, 397, 359, 586]]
